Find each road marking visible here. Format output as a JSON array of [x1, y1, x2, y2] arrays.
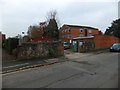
[[3, 63, 29, 69]]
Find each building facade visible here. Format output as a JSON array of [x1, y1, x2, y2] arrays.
[[59, 24, 102, 43]]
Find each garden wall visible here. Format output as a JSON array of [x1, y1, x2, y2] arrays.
[[17, 41, 64, 60], [94, 35, 120, 49]]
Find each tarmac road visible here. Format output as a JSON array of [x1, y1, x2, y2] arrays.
[[2, 52, 119, 88]]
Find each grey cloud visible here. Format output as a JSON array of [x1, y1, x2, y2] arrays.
[[1, 0, 118, 37], [59, 2, 117, 32]]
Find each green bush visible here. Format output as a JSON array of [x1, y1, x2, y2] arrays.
[[48, 48, 54, 57], [4, 38, 19, 54]]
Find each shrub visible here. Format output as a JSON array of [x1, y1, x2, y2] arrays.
[[4, 38, 19, 54], [48, 48, 54, 57]]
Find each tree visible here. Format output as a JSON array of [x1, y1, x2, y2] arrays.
[[45, 10, 59, 40], [27, 25, 41, 39], [46, 10, 60, 25], [27, 10, 60, 40], [104, 18, 120, 38]]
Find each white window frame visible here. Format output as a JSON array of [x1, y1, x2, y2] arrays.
[[67, 34, 70, 38], [88, 30, 92, 33], [80, 29, 83, 32]]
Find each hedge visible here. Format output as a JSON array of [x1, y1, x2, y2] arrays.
[[4, 38, 19, 54]]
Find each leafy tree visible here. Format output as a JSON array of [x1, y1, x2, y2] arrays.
[[45, 10, 59, 40], [45, 19, 59, 40], [104, 18, 120, 38], [27, 26, 40, 39], [27, 10, 60, 40], [4, 38, 19, 54]]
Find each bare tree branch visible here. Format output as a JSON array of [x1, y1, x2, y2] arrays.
[[46, 10, 60, 27]]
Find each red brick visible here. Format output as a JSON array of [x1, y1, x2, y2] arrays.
[[94, 35, 120, 49]]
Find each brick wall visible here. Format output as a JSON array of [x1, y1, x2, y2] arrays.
[[70, 27, 80, 38], [17, 41, 64, 60], [94, 35, 120, 49]]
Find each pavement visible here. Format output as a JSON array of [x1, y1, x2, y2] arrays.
[[2, 48, 67, 74], [2, 51, 118, 88], [2, 56, 67, 74]]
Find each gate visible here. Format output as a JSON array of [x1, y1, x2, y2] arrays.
[[72, 41, 78, 52]]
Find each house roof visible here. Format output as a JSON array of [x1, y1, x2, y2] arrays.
[[65, 24, 98, 30], [73, 36, 94, 40]]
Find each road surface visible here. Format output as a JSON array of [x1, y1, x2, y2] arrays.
[[2, 52, 118, 88]]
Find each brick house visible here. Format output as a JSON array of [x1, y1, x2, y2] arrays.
[[59, 24, 102, 43]]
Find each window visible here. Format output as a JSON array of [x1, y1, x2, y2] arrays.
[[80, 29, 83, 32], [67, 29, 69, 32], [68, 28, 71, 32], [65, 29, 67, 32], [64, 30, 66, 32], [67, 35, 70, 38], [88, 30, 92, 33], [64, 35, 67, 38], [69, 30, 71, 32], [68, 29, 71, 32]]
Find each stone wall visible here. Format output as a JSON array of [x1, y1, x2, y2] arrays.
[[17, 41, 64, 60]]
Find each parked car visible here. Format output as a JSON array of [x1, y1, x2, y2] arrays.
[[110, 43, 120, 52], [64, 42, 70, 49]]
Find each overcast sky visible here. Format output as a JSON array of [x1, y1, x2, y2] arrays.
[[0, 0, 119, 37]]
